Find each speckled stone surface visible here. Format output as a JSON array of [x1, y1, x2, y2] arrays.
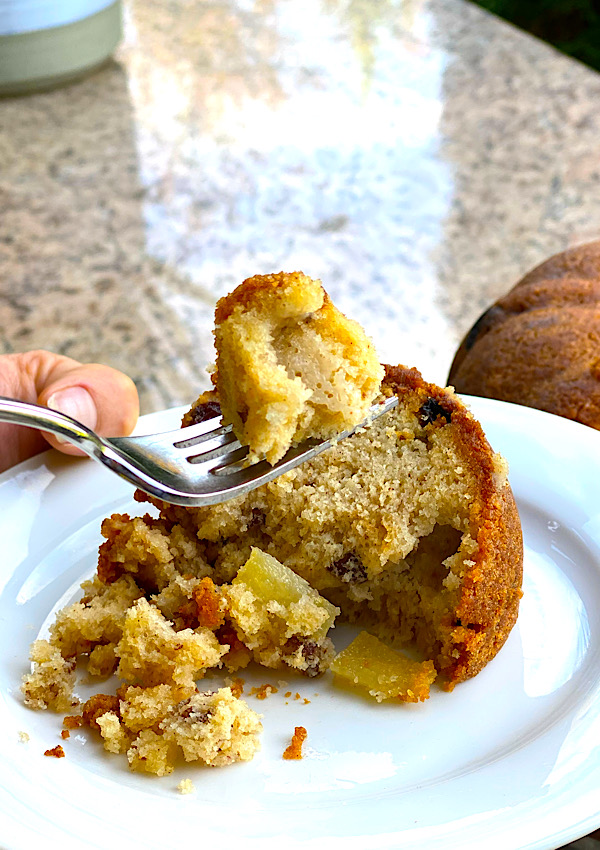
[[2, 2, 600, 844], [2, 0, 600, 413]]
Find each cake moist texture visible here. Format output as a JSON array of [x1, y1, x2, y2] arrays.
[[202, 271, 384, 463], [21, 543, 340, 773], [154, 365, 523, 688]]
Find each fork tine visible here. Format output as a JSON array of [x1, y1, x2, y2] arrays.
[[200, 444, 250, 469], [186, 432, 243, 463], [0, 394, 399, 507], [107, 396, 398, 505], [172, 420, 231, 447]]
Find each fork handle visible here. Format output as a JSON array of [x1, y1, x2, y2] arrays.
[[0, 396, 104, 457]]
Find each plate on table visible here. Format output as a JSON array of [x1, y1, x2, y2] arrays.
[[1, 398, 600, 850]]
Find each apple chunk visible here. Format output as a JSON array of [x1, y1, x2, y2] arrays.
[[331, 631, 436, 702]]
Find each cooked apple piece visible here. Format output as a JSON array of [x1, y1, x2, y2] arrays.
[[233, 548, 338, 638], [331, 631, 436, 702]]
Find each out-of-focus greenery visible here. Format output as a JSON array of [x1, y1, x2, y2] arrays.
[[471, 0, 600, 71]]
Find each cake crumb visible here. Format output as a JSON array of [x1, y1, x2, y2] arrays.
[[177, 778, 195, 795], [18, 731, 29, 743], [250, 684, 278, 700], [228, 677, 245, 698], [63, 714, 84, 729], [44, 745, 65, 758], [284, 691, 292, 698], [283, 726, 307, 760], [303, 698, 310, 705], [61, 730, 70, 740], [294, 692, 301, 700]]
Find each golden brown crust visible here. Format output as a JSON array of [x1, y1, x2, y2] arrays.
[[215, 271, 321, 323], [382, 365, 523, 685], [44, 745, 65, 758], [82, 693, 121, 730], [448, 242, 600, 429], [282, 726, 307, 760]]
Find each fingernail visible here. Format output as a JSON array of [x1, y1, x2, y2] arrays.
[[47, 387, 98, 437]]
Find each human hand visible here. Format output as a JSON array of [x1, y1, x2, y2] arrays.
[[0, 350, 139, 474]]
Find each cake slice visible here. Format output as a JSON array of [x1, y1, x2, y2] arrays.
[[199, 271, 384, 464], [154, 365, 523, 688]]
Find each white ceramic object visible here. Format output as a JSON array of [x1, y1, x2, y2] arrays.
[[0, 0, 115, 34], [0, 398, 599, 850], [0, 0, 121, 95]]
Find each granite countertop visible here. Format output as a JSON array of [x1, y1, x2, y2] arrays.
[[2, 0, 600, 845], [3, 0, 600, 411]]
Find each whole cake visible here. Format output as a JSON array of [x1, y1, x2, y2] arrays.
[[448, 242, 600, 428]]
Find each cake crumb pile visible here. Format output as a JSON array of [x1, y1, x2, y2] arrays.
[[21, 547, 336, 775]]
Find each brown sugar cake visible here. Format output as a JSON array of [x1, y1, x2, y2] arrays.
[[22, 640, 78, 712], [147, 365, 523, 688], [196, 271, 384, 463], [92, 686, 263, 775], [448, 241, 600, 428], [225, 548, 339, 676], [21, 269, 523, 774]]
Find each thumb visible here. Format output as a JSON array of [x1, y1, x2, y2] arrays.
[[39, 363, 139, 456], [45, 386, 98, 433], [0, 351, 139, 471]]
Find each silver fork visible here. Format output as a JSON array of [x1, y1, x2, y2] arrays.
[[0, 395, 398, 506]]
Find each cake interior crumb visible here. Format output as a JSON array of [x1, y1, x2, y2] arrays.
[[177, 778, 195, 795]]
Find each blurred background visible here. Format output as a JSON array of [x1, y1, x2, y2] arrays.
[[2, 0, 600, 409], [472, 0, 600, 71]]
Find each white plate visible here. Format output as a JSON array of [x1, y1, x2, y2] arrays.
[[1, 398, 600, 850]]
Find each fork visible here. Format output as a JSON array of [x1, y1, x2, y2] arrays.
[[0, 395, 398, 506]]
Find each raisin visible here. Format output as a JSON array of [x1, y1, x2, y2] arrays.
[[248, 508, 265, 529], [327, 553, 367, 583], [419, 398, 452, 426], [453, 619, 484, 633], [284, 637, 327, 677], [178, 703, 211, 723], [216, 624, 247, 654], [187, 401, 222, 425]]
